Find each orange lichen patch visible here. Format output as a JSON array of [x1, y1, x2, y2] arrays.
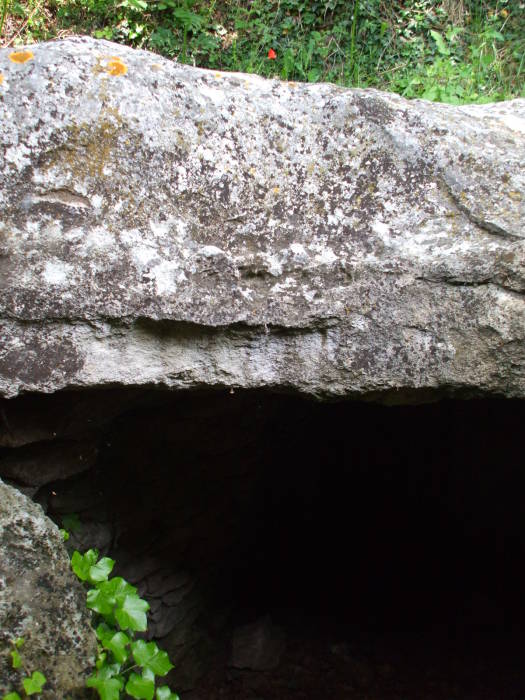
[[0, 73, 4, 85], [105, 57, 127, 76], [9, 50, 34, 64]]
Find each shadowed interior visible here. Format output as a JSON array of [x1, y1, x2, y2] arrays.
[[1, 390, 524, 699]]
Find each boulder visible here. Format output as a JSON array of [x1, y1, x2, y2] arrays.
[[0, 479, 97, 698], [0, 37, 523, 400]]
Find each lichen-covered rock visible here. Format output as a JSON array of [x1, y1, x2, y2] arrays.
[[0, 37, 523, 400], [0, 479, 97, 698]]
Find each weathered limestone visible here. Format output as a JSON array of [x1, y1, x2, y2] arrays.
[[0, 479, 97, 698], [0, 37, 523, 399]]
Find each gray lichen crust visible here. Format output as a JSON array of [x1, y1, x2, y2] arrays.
[[0, 479, 97, 698], [0, 37, 524, 399]]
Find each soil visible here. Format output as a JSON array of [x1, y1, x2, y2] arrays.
[[192, 614, 525, 700]]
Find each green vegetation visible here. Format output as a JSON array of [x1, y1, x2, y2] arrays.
[[2, 638, 47, 700], [1, 0, 523, 103], [71, 548, 179, 700], [2, 538, 178, 700]]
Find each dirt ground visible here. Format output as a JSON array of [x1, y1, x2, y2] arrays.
[[190, 609, 525, 700]]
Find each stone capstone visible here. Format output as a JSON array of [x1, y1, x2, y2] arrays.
[[0, 479, 97, 698], [0, 36, 524, 400]]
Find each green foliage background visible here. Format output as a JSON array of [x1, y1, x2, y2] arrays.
[[1, 1, 524, 102]]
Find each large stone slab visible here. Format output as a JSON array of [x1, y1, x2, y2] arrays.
[[0, 37, 523, 399]]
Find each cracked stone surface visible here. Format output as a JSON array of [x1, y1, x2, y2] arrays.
[[0, 37, 524, 399]]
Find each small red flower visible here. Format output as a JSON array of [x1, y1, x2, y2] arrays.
[[267, 48, 277, 60]]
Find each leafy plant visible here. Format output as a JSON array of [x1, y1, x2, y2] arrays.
[[0, 0, 9, 38], [1, 2, 523, 102], [71, 549, 179, 700], [62, 512, 82, 533], [2, 638, 47, 700]]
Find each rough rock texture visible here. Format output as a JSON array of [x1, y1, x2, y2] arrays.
[[0, 37, 524, 399], [231, 616, 286, 670], [0, 479, 97, 698]]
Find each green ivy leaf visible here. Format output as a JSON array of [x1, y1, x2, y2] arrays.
[[430, 30, 450, 56], [86, 673, 124, 700], [156, 686, 180, 700], [71, 549, 99, 581], [89, 577, 140, 624], [87, 587, 115, 618], [102, 577, 138, 604], [484, 28, 504, 41], [122, 0, 147, 10], [14, 638, 25, 648], [96, 622, 131, 662], [22, 671, 47, 695], [95, 663, 123, 679], [106, 632, 131, 664], [2, 693, 22, 700], [131, 640, 174, 676], [70, 549, 179, 699], [88, 557, 115, 584], [422, 85, 439, 101], [125, 669, 155, 700], [96, 650, 108, 669], [10, 649, 22, 669], [96, 623, 113, 643], [60, 528, 70, 541], [115, 593, 149, 632], [307, 68, 320, 82]]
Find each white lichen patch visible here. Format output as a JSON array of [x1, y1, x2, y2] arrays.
[[314, 248, 338, 266], [120, 228, 145, 247], [43, 260, 73, 286], [264, 254, 284, 277], [91, 194, 104, 210], [199, 83, 226, 106], [5, 143, 31, 169], [371, 220, 391, 239], [83, 226, 115, 249], [133, 244, 160, 269], [200, 245, 225, 258], [147, 260, 184, 295]]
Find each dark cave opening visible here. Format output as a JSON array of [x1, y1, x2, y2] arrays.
[[1, 389, 525, 699], [215, 396, 525, 700], [234, 398, 525, 632]]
